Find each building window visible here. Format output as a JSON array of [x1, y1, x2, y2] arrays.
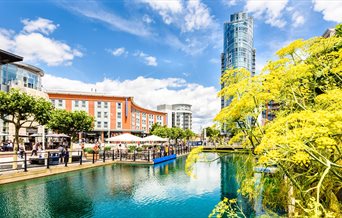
[[104, 122, 108, 128], [75, 100, 79, 107], [104, 112, 108, 118], [117, 112, 121, 119], [82, 100, 86, 108], [97, 101, 101, 108], [58, 100, 63, 107], [149, 114, 154, 119], [117, 122, 121, 128], [97, 112, 101, 118], [97, 121, 101, 128], [51, 99, 55, 105], [117, 102, 121, 109], [142, 113, 146, 118]]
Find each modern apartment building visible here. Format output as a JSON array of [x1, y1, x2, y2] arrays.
[[47, 91, 167, 142], [221, 12, 255, 109], [0, 49, 48, 143], [157, 104, 192, 130]]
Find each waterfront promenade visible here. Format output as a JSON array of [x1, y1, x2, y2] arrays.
[[0, 146, 192, 185]]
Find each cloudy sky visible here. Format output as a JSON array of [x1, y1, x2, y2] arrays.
[[0, 0, 341, 132]]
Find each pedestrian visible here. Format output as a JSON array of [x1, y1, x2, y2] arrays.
[[18, 143, 25, 159], [58, 144, 65, 163], [93, 143, 99, 160], [64, 147, 69, 164], [31, 142, 38, 156]]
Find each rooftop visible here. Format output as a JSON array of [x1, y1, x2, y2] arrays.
[[0, 49, 23, 64]]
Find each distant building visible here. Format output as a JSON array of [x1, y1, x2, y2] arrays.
[[322, 28, 336, 38], [47, 91, 167, 141], [157, 104, 192, 130], [221, 12, 255, 109], [0, 50, 48, 144]]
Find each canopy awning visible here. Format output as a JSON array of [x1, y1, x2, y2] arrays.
[[105, 133, 143, 142], [142, 135, 168, 142], [46, 133, 70, 138]]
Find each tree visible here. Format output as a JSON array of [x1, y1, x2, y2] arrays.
[[0, 89, 53, 152], [151, 125, 169, 138], [204, 126, 220, 144], [48, 109, 94, 142], [150, 123, 161, 133], [212, 25, 342, 216], [184, 128, 195, 141], [169, 127, 185, 142]]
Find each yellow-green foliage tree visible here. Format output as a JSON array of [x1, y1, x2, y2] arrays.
[[214, 24, 342, 216]]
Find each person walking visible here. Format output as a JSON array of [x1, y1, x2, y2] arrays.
[[31, 142, 38, 156], [64, 147, 69, 165], [58, 144, 65, 163], [18, 143, 25, 159]]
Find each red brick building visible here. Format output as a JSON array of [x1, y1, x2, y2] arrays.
[[47, 91, 167, 142]]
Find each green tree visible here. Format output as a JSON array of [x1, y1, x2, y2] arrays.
[[0, 89, 53, 151], [211, 25, 342, 216], [150, 123, 161, 133], [184, 128, 196, 141], [0, 89, 53, 169], [48, 109, 94, 142], [204, 126, 220, 141], [151, 125, 169, 138], [169, 127, 185, 142]]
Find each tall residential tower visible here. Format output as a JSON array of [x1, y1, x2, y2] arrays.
[[221, 12, 255, 109]]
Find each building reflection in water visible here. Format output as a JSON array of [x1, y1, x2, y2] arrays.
[[220, 154, 254, 216]]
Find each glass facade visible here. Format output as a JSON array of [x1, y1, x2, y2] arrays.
[[221, 12, 255, 109], [0, 63, 42, 90]]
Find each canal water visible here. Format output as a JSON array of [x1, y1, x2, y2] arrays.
[[0, 154, 253, 217]]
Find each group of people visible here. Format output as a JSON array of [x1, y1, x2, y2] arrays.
[[1, 140, 13, 151]]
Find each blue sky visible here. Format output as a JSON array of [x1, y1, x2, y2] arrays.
[[0, 0, 341, 132]]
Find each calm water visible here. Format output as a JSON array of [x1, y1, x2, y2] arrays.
[[0, 154, 253, 218]]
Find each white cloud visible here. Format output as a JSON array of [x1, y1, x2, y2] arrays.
[[141, 0, 215, 32], [134, 51, 158, 66], [0, 18, 82, 66], [222, 0, 240, 6], [292, 11, 305, 28], [245, 0, 289, 28], [0, 29, 15, 50], [142, 14, 154, 24], [312, 0, 342, 23], [22, 17, 58, 35], [111, 47, 127, 56], [58, 1, 151, 37], [183, 0, 213, 32], [140, 0, 183, 24], [209, 58, 220, 64], [42, 75, 220, 133]]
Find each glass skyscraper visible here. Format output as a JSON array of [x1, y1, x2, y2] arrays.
[[221, 12, 255, 109]]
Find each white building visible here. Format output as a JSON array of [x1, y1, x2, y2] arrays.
[[0, 50, 48, 146], [157, 104, 192, 130]]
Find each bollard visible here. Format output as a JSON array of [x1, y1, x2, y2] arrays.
[[148, 150, 150, 162], [65, 156, 68, 167], [47, 152, 50, 169], [24, 152, 27, 172], [103, 150, 106, 163], [153, 150, 155, 159], [92, 150, 95, 164], [133, 150, 136, 161], [120, 150, 122, 161], [112, 150, 115, 161], [80, 151, 83, 165]]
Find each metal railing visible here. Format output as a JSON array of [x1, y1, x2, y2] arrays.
[[0, 146, 193, 174]]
